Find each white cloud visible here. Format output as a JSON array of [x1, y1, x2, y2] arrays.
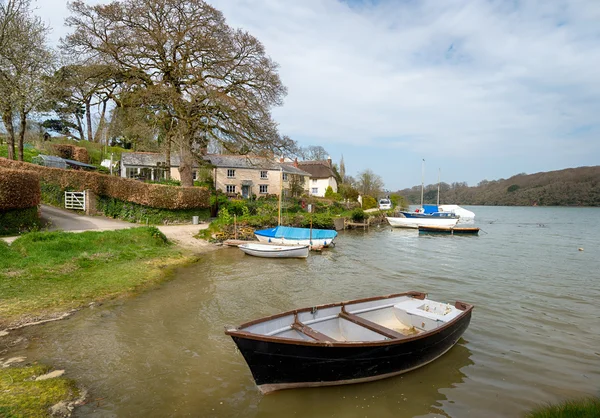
[[35, 0, 600, 188]]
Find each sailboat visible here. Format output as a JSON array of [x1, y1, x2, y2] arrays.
[[254, 167, 338, 247], [386, 161, 459, 229]]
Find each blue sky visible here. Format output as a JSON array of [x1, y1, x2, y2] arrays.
[[36, 0, 600, 190]]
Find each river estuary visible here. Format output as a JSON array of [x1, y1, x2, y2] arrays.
[[10, 206, 600, 417]]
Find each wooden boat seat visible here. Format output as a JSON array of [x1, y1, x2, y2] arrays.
[[339, 310, 406, 340], [291, 322, 336, 342]]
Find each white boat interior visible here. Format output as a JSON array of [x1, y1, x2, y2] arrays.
[[239, 296, 463, 343]]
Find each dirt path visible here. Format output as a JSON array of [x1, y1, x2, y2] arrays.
[[2, 205, 217, 253]]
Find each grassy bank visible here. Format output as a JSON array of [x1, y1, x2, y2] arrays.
[[0, 364, 80, 418], [0, 227, 191, 328], [525, 397, 600, 418]]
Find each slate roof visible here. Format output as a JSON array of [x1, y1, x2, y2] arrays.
[[121, 152, 311, 176], [296, 160, 336, 179]]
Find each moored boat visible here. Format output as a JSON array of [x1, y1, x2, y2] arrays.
[[238, 242, 310, 258], [386, 206, 460, 229], [225, 291, 473, 394], [418, 225, 480, 235], [254, 225, 337, 247]]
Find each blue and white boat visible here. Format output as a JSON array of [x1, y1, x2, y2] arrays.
[[387, 205, 459, 229], [254, 226, 338, 247]]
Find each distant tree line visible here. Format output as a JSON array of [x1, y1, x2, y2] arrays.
[[396, 166, 600, 207]]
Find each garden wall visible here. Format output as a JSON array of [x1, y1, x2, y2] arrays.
[[0, 158, 210, 210]]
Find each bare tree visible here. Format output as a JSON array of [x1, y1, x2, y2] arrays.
[[298, 145, 328, 161], [64, 0, 294, 186], [0, 0, 54, 160], [356, 169, 384, 197]]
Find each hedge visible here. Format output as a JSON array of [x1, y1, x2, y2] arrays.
[[0, 167, 41, 210], [0, 206, 40, 235], [51, 144, 90, 163], [0, 158, 210, 210]]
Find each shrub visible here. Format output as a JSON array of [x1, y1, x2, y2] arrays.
[[351, 208, 366, 222], [0, 206, 40, 235], [0, 167, 40, 210], [362, 195, 377, 210]]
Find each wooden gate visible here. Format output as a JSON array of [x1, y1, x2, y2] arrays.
[[65, 191, 85, 210]]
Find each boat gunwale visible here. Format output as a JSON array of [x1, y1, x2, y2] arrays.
[[225, 291, 474, 348]]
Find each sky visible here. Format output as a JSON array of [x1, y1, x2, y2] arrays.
[[34, 0, 600, 190]]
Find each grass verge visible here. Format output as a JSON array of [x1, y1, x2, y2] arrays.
[[525, 397, 600, 418], [0, 364, 79, 418], [0, 227, 192, 328]]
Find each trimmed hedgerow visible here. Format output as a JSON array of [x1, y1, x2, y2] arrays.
[[51, 143, 90, 163], [0, 158, 210, 210], [0, 167, 41, 210], [0, 206, 40, 235], [97, 195, 211, 224]]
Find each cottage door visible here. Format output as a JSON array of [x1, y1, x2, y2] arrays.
[[242, 185, 250, 198]]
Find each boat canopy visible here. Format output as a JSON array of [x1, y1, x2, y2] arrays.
[[255, 226, 337, 240], [422, 204, 439, 214]]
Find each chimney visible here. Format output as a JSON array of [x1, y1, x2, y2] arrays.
[[327, 156, 332, 167], [280, 157, 284, 163], [294, 157, 298, 168]]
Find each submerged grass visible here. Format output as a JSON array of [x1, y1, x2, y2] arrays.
[[0, 227, 191, 327], [0, 364, 79, 418], [525, 397, 600, 418]]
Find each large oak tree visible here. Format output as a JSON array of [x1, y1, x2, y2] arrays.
[[64, 0, 294, 186]]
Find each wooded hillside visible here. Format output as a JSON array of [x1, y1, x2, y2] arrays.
[[397, 166, 600, 206]]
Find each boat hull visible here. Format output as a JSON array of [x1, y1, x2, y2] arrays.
[[418, 226, 480, 235], [238, 243, 309, 258], [255, 234, 335, 247], [386, 216, 459, 229], [230, 310, 471, 393]]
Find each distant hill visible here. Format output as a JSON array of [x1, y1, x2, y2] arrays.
[[396, 166, 600, 206]]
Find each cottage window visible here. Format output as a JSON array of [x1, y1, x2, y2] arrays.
[[227, 169, 235, 178], [259, 185, 268, 194], [193, 170, 199, 181], [260, 171, 268, 179], [226, 185, 236, 193], [126, 167, 140, 179], [282, 173, 288, 181], [311, 187, 319, 195], [312, 179, 318, 184]]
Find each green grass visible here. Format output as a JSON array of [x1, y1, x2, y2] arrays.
[[0, 227, 190, 327], [0, 364, 79, 418], [0, 143, 41, 163], [525, 397, 600, 418]]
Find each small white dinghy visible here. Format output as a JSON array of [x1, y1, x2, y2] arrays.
[[238, 242, 309, 259]]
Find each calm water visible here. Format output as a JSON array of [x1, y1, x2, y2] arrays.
[[10, 206, 600, 417]]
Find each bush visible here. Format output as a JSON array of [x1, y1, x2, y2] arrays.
[[0, 167, 40, 210], [51, 144, 90, 163], [362, 195, 377, 210], [0, 206, 40, 235], [351, 208, 366, 222], [0, 158, 210, 210]]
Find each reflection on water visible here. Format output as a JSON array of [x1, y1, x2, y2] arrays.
[[9, 206, 600, 417]]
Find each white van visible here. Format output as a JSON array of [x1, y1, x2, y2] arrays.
[[378, 199, 392, 210]]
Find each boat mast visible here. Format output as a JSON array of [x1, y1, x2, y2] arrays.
[[437, 168, 440, 206], [420, 159, 424, 209], [278, 166, 283, 226]]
